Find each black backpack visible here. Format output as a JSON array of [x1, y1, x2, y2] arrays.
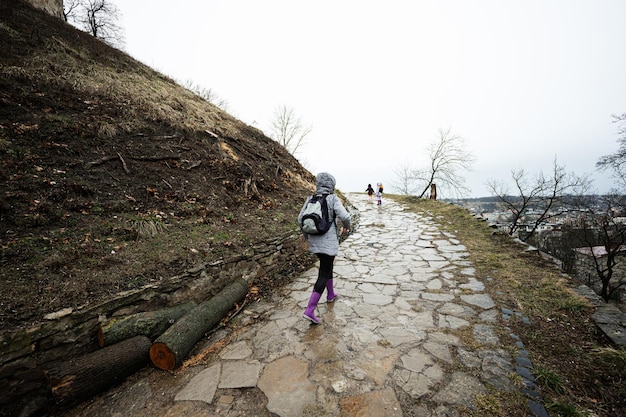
[[301, 194, 333, 235]]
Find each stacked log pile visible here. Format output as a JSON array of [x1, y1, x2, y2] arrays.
[[43, 278, 249, 410], [98, 300, 197, 347], [0, 228, 307, 417]]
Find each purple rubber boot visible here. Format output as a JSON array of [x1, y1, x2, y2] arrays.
[[326, 279, 337, 303], [303, 291, 322, 324]]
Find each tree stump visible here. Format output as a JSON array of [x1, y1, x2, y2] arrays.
[[150, 278, 248, 370], [98, 300, 197, 347], [430, 183, 437, 200]]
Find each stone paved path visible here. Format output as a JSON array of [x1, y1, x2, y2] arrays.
[[64, 193, 546, 417]]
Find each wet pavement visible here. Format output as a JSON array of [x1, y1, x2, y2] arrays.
[[65, 193, 545, 417]]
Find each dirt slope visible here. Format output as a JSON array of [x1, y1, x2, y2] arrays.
[[0, 0, 315, 331]]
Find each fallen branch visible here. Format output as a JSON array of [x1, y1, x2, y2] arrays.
[[186, 160, 202, 170], [129, 155, 181, 162], [85, 155, 117, 168], [117, 152, 130, 174], [153, 134, 180, 140]]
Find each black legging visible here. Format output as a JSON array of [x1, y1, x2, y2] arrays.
[[313, 253, 335, 294]]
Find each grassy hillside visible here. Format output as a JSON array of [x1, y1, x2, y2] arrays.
[[0, 0, 314, 331]]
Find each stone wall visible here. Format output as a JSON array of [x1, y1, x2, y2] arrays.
[[26, 0, 64, 19], [0, 230, 310, 417], [572, 251, 626, 303]]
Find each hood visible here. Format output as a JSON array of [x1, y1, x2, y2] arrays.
[[315, 172, 336, 194]]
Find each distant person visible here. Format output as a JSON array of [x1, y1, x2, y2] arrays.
[[298, 172, 351, 324], [365, 183, 375, 201], [376, 182, 383, 205]]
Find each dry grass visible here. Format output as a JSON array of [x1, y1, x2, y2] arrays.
[[20, 42, 224, 136]]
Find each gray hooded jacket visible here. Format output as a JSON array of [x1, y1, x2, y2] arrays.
[[298, 172, 351, 256]]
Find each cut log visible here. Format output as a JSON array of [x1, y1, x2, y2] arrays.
[[98, 301, 197, 347], [44, 335, 151, 408], [150, 278, 248, 370]]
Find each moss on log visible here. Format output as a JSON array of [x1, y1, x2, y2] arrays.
[[150, 278, 248, 370], [98, 300, 197, 347]]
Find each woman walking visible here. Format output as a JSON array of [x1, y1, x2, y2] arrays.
[[298, 172, 351, 324]]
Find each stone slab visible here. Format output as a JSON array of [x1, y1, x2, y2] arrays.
[[175, 363, 221, 405]]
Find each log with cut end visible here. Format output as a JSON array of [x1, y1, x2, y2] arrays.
[[98, 300, 197, 347], [44, 335, 151, 408], [150, 278, 248, 370]]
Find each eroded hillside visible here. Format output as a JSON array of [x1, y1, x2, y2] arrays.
[[0, 0, 315, 331]]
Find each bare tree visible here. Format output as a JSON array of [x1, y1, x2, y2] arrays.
[[414, 128, 475, 198], [487, 157, 591, 240], [573, 194, 626, 302], [268, 105, 312, 156], [63, 0, 81, 21], [390, 162, 418, 195], [597, 113, 626, 188], [579, 115, 626, 301], [65, 0, 125, 48]]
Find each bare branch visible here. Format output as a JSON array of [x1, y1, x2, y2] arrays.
[[391, 128, 475, 199], [487, 157, 591, 240], [63, 0, 81, 21], [268, 105, 312, 156], [66, 0, 125, 48], [572, 194, 626, 301], [416, 128, 475, 199], [390, 162, 417, 195], [597, 113, 626, 189], [181, 80, 230, 111]]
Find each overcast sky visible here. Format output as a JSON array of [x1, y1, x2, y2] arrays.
[[113, 0, 626, 198]]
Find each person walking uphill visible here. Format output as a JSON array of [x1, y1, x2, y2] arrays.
[[298, 172, 351, 324], [365, 183, 375, 201], [376, 182, 383, 205]]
